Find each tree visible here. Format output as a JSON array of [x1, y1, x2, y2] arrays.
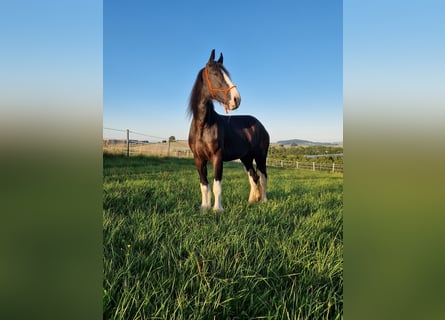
[[169, 136, 176, 142]]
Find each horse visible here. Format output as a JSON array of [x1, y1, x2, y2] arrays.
[[188, 49, 270, 211]]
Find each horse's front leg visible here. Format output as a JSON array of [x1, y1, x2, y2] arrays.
[[212, 155, 223, 212], [194, 157, 211, 209]]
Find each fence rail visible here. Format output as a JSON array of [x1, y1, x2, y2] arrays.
[[103, 127, 343, 173], [266, 158, 343, 173]]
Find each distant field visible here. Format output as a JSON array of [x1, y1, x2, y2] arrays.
[[103, 155, 343, 319], [103, 140, 192, 157]]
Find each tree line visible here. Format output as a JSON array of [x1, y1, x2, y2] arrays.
[[268, 145, 343, 164]]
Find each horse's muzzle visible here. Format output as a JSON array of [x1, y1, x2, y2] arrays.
[[233, 96, 241, 109], [229, 90, 241, 110]]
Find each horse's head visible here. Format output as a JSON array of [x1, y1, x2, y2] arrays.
[[204, 49, 241, 113]]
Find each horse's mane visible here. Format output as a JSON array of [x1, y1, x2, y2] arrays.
[[187, 68, 205, 118]]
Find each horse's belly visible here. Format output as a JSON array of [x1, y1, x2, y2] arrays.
[[222, 149, 248, 162], [222, 154, 239, 162]]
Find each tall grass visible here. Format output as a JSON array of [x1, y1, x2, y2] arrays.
[[103, 155, 343, 319]]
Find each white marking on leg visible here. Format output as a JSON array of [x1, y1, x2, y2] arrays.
[[258, 171, 268, 202], [200, 183, 211, 209], [212, 180, 223, 211], [248, 174, 260, 203], [221, 70, 240, 110]]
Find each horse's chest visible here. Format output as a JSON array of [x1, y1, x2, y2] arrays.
[[189, 127, 222, 158], [191, 137, 221, 158]]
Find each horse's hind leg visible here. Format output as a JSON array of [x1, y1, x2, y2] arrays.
[[255, 157, 268, 203], [241, 157, 261, 203]]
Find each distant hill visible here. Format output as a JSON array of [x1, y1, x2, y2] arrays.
[[276, 139, 343, 146]]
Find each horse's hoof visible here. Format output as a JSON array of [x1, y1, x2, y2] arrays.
[[248, 196, 261, 203]]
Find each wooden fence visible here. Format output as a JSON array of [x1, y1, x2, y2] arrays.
[[266, 158, 343, 173], [103, 141, 342, 173]]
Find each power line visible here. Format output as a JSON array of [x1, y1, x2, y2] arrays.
[[103, 127, 167, 141], [129, 130, 166, 141], [103, 127, 126, 132]]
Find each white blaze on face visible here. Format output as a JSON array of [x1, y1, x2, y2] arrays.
[[221, 70, 240, 110], [212, 179, 223, 211]]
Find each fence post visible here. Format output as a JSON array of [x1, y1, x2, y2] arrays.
[[296, 161, 299, 169], [312, 162, 315, 171], [126, 129, 130, 157], [167, 139, 171, 157], [332, 163, 335, 173]]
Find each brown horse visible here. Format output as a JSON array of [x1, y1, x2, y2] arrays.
[[188, 49, 269, 211]]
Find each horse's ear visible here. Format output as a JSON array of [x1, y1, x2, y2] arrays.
[[217, 53, 223, 64], [208, 49, 215, 63]]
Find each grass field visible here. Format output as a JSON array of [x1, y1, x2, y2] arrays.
[[103, 154, 343, 319]]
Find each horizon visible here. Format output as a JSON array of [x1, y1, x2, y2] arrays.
[[102, 127, 343, 145]]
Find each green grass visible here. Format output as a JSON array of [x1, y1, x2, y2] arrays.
[[103, 154, 343, 319]]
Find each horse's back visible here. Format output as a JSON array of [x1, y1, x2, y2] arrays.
[[219, 115, 269, 161], [222, 115, 267, 133], [228, 115, 269, 146]]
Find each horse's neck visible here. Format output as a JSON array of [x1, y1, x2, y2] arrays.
[[193, 100, 216, 127]]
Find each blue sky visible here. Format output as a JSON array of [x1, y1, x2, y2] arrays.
[[104, 0, 342, 143]]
